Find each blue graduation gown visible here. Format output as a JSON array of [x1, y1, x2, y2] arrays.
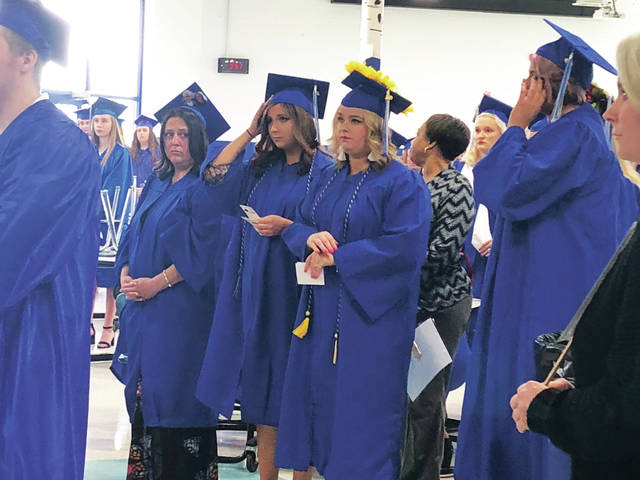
[[110, 174, 219, 427], [275, 161, 431, 479], [97, 142, 133, 287], [196, 150, 333, 427], [132, 148, 157, 186], [456, 104, 640, 480], [0, 100, 100, 480]]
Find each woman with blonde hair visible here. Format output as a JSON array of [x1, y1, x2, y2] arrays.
[[196, 74, 332, 480], [274, 61, 431, 479], [455, 96, 509, 345], [510, 31, 640, 479], [92, 97, 133, 348]]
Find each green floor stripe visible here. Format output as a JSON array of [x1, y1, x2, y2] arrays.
[[84, 458, 283, 479]]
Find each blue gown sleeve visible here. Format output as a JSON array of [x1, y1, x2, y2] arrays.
[[0, 134, 100, 310], [474, 122, 601, 221], [102, 145, 134, 219], [281, 175, 324, 260], [200, 145, 254, 217], [114, 178, 154, 276], [332, 170, 431, 323], [159, 180, 221, 293]]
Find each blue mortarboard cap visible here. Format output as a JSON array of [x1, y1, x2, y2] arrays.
[[477, 95, 511, 125], [265, 73, 330, 119], [135, 114, 158, 129], [391, 130, 409, 150], [341, 73, 412, 118], [75, 107, 90, 120], [537, 19, 617, 90], [340, 60, 412, 156], [154, 82, 231, 144], [92, 97, 127, 119], [0, 0, 69, 65]]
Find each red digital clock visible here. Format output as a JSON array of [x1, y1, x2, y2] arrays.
[[218, 58, 250, 74]]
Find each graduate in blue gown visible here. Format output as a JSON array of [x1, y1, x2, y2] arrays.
[[75, 104, 90, 135], [456, 21, 640, 480], [273, 60, 431, 479], [0, 3, 100, 478], [90, 97, 134, 347], [453, 95, 509, 348], [130, 114, 161, 186], [196, 73, 332, 480], [110, 86, 230, 479]]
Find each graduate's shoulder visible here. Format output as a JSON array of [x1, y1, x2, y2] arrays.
[[312, 149, 334, 172], [112, 142, 132, 159], [10, 100, 98, 164], [24, 100, 93, 145], [370, 160, 428, 200]]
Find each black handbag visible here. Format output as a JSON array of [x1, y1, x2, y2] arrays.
[[533, 332, 574, 383], [533, 222, 637, 385]]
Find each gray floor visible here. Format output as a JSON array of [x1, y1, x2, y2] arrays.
[[86, 361, 322, 479]]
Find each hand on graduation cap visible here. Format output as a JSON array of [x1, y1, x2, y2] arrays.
[[254, 215, 292, 237], [120, 276, 163, 302], [508, 77, 546, 130], [247, 96, 273, 138], [304, 251, 335, 279], [307, 231, 338, 254], [510, 378, 572, 433]]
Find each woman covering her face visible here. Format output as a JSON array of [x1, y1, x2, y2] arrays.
[[111, 101, 226, 480], [196, 74, 332, 480], [273, 61, 431, 479], [510, 31, 640, 480], [456, 22, 640, 480]]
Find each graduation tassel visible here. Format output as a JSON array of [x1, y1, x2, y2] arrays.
[[383, 89, 392, 156], [550, 50, 574, 123], [292, 311, 310, 338], [313, 84, 321, 143], [332, 332, 339, 365], [292, 287, 312, 338]]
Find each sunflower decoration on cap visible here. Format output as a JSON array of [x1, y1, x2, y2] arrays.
[[339, 59, 413, 157]]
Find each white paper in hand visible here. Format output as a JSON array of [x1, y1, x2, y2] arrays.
[[240, 205, 261, 233], [472, 203, 492, 251], [240, 204, 260, 223], [407, 318, 452, 401], [295, 262, 325, 286]]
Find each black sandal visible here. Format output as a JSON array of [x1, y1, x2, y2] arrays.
[[97, 325, 115, 349]]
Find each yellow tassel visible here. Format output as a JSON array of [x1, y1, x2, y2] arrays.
[[332, 332, 339, 365], [292, 314, 310, 339]]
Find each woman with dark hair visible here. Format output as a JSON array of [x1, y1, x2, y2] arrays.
[[196, 74, 332, 480], [509, 31, 640, 480], [399, 113, 474, 480], [274, 61, 430, 480], [456, 21, 640, 480], [129, 114, 161, 186], [111, 104, 222, 480]]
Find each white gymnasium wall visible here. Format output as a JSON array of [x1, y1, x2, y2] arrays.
[[140, 0, 640, 141]]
